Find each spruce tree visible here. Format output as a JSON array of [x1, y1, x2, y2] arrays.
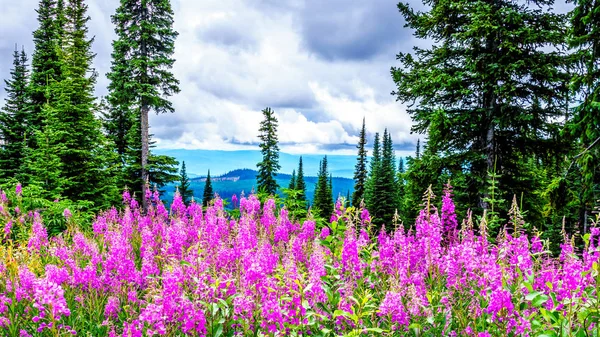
[[288, 169, 296, 190], [203, 170, 213, 207], [106, 0, 181, 210], [28, 0, 119, 207], [256, 107, 281, 195], [352, 117, 368, 208], [371, 129, 398, 229], [565, 0, 600, 228], [392, 0, 569, 214], [178, 161, 192, 205], [365, 132, 381, 212], [0, 47, 30, 182], [295, 156, 307, 202], [328, 173, 334, 205], [313, 156, 333, 219], [396, 157, 407, 217], [28, 0, 62, 143]]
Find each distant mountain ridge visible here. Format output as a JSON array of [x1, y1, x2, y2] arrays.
[[154, 149, 361, 179], [164, 168, 355, 206]]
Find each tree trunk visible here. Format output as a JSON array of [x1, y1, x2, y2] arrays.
[[141, 104, 149, 211], [140, 2, 148, 212], [140, 1, 150, 213]]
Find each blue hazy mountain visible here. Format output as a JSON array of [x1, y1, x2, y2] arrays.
[[162, 168, 355, 207], [154, 149, 358, 178]]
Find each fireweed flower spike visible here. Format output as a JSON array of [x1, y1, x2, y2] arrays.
[[0, 183, 598, 335]]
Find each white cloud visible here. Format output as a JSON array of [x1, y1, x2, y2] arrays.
[[1, 0, 419, 155]]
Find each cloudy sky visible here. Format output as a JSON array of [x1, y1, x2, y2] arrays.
[[0, 0, 570, 156]]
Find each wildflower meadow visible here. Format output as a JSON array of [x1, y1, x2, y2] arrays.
[[0, 183, 599, 337]]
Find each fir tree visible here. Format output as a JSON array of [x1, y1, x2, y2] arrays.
[[203, 170, 213, 207], [288, 169, 296, 190], [352, 117, 368, 208], [178, 161, 192, 205], [0, 47, 30, 182], [106, 0, 181, 210], [295, 156, 307, 202], [392, 0, 569, 214], [256, 107, 281, 195]]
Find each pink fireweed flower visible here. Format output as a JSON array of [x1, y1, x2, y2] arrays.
[[360, 208, 371, 225], [104, 296, 120, 320], [170, 191, 186, 216], [63, 208, 72, 219], [441, 184, 458, 245], [4, 220, 12, 236], [320, 226, 330, 239], [28, 213, 48, 253], [231, 194, 238, 208], [379, 292, 409, 327], [122, 189, 131, 204], [15, 183, 22, 197], [341, 228, 362, 278]]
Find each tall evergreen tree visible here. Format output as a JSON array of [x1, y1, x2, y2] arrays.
[[396, 157, 407, 217], [295, 156, 307, 202], [0, 47, 30, 182], [392, 0, 569, 215], [28, 0, 118, 207], [288, 169, 296, 190], [313, 156, 333, 219], [178, 161, 192, 205], [564, 0, 600, 227], [106, 0, 181, 210], [370, 129, 398, 229], [365, 132, 381, 211], [27, 0, 63, 143], [203, 170, 213, 207], [256, 107, 281, 195], [352, 117, 368, 208]]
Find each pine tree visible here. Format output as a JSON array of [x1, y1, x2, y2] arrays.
[[27, 0, 63, 144], [107, 0, 181, 210], [313, 156, 333, 219], [352, 117, 368, 208], [178, 161, 192, 205], [256, 107, 281, 195], [0, 47, 30, 182], [295, 156, 307, 202], [392, 0, 569, 214], [288, 169, 296, 190], [203, 170, 213, 207]]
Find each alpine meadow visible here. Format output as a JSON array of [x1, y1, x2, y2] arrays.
[[0, 0, 599, 336]]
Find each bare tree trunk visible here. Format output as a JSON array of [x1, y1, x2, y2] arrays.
[[140, 3, 148, 212], [141, 104, 149, 211]]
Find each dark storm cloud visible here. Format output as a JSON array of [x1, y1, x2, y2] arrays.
[[297, 0, 410, 61]]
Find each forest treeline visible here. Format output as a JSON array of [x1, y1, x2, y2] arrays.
[[0, 0, 598, 248], [0, 0, 181, 211]]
